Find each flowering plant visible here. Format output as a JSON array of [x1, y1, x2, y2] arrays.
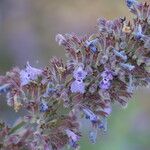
[[0, 0, 150, 149]]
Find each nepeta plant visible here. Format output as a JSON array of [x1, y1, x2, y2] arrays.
[[0, 0, 150, 149]]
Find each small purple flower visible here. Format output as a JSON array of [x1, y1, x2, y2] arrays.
[[0, 84, 10, 94], [71, 66, 87, 93], [113, 49, 127, 62], [40, 101, 48, 112], [120, 63, 135, 71], [73, 66, 87, 81], [48, 87, 56, 94], [89, 130, 97, 144], [43, 82, 56, 97], [44, 144, 52, 150], [70, 80, 85, 94], [65, 129, 79, 148], [20, 70, 30, 86], [99, 69, 113, 90], [69, 139, 78, 148], [99, 117, 107, 132], [101, 70, 113, 80], [126, 0, 138, 8], [55, 34, 67, 46], [20, 62, 42, 86], [103, 107, 112, 116], [134, 24, 144, 40], [99, 79, 111, 90], [85, 39, 98, 53], [83, 108, 99, 123], [8, 135, 19, 145]]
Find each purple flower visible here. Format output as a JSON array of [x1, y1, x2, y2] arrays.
[[55, 34, 67, 46], [83, 108, 99, 123], [99, 69, 113, 90], [73, 66, 87, 81], [43, 82, 56, 97], [69, 139, 78, 148], [71, 66, 87, 93], [65, 129, 79, 148], [112, 49, 127, 62], [126, 0, 138, 8], [120, 63, 135, 71], [40, 101, 49, 112], [89, 130, 97, 144], [20, 62, 42, 86], [134, 24, 144, 40], [101, 69, 113, 80], [99, 117, 107, 132], [103, 107, 112, 116], [99, 79, 111, 90], [70, 80, 85, 94], [0, 84, 10, 94], [85, 39, 98, 53], [44, 144, 52, 150], [20, 70, 30, 86]]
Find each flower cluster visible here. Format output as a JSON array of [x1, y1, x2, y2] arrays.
[[0, 0, 150, 149]]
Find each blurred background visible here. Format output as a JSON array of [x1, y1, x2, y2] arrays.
[[0, 0, 150, 150]]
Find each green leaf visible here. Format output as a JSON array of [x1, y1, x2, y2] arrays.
[[8, 121, 26, 135]]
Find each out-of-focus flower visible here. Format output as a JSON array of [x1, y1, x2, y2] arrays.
[[85, 39, 98, 53], [113, 49, 127, 61], [47, 87, 56, 94], [44, 144, 52, 150], [43, 82, 56, 97], [65, 129, 79, 148], [73, 66, 87, 81], [20, 62, 42, 86], [134, 24, 144, 40], [7, 135, 20, 145], [99, 79, 111, 90], [99, 117, 107, 132], [99, 55, 109, 64], [55, 34, 67, 46], [20, 70, 30, 86], [120, 63, 135, 71], [101, 69, 113, 81], [0, 84, 10, 94], [89, 130, 97, 144], [83, 108, 98, 123], [39, 101, 49, 112], [126, 0, 138, 8], [103, 107, 112, 116], [70, 80, 85, 94]]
